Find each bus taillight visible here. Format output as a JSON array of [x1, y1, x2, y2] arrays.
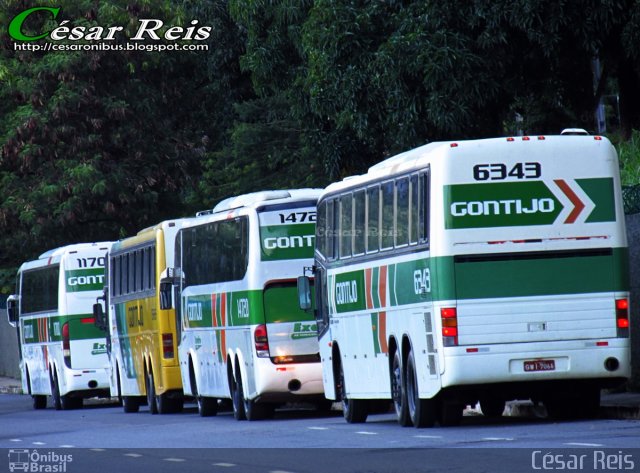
[[616, 298, 630, 337], [254, 324, 269, 358], [162, 333, 174, 358], [441, 307, 458, 347], [62, 322, 71, 368]]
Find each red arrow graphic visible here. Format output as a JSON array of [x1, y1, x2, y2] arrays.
[[554, 179, 585, 224]]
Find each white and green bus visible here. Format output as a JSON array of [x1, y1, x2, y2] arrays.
[[300, 132, 630, 427], [6, 242, 113, 410], [163, 190, 326, 419]]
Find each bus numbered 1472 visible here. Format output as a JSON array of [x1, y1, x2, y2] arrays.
[[160, 189, 327, 419], [299, 131, 631, 427], [6, 242, 113, 410]]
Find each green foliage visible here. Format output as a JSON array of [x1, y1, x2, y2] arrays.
[[3, 0, 640, 271]]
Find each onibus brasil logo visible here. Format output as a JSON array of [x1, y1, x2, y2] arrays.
[[445, 178, 616, 229], [8, 449, 72, 473]]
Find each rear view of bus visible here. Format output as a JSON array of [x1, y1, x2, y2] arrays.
[[6, 243, 112, 410], [438, 132, 629, 420], [174, 189, 326, 419], [314, 131, 629, 428]]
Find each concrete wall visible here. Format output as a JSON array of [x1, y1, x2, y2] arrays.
[[0, 309, 20, 379]]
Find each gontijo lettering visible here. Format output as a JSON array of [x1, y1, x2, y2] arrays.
[[336, 280, 358, 305], [264, 235, 314, 249], [67, 274, 105, 286], [450, 198, 555, 217]]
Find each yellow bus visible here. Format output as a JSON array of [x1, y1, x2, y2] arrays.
[[95, 219, 191, 414]]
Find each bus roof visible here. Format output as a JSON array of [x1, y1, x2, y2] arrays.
[[18, 241, 113, 272], [38, 242, 114, 260], [199, 189, 323, 216], [322, 134, 612, 197]]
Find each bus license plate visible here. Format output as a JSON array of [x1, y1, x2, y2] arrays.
[[524, 360, 556, 372]]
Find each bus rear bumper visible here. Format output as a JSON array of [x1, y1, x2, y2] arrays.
[[252, 359, 325, 402], [61, 368, 111, 398], [439, 339, 630, 390]]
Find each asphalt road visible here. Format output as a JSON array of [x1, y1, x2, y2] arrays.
[[1, 394, 639, 473]]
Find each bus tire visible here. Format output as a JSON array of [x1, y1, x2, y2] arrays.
[[122, 396, 140, 413], [232, 366, 247, 421], [157, 392, 183, 414], [61, 395, 82, 410], [244, 399, 273, 421], [480, 397, 506, 418], [338, 362, 368, 423], [32, 395, 47, 410], [198, 396, 218, 417], [391, 350, 410, 427], [145, 369, 158, 415], [51, 372, 62, 411], [406, 350, 437, 428]]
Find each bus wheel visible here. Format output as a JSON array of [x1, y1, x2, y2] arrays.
[[32, 395, 47, 410], [391, 350, 410, 426], [145, 369, 158, 415], [406, 350, 437, 428], [232, 367, 247, 421], [480, 397, 506, 418], [122, 396, 140, 413], [338, 362, 368, 423], [51, 373, 62, 411], [158, 392, 183, 414], [244, 399, 274, 421], [198, 396, 218, 417]]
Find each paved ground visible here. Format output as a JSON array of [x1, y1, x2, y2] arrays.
[[1, 376, 639, 420]]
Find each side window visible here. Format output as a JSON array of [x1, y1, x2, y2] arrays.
[[420, 172, 430, 243], [395, 177, 409, 247], [367, 186, 379, 253], [410, 174, 419, 245], [339, 194, 352, 259], [353, 190, 366, 256], [327, 199, 337, 260], [381, 181, 394, 250], [317, 200, 327, 258]]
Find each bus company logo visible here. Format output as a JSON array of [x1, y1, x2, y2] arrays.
[[8, 7, 211, 43], [8, 449, 72, 473], [444, 178, 615, 229], [291, 322, 317, 340], [335, 280, 358, 306], [67, 275, 105, 287], [91, 342, 107, 355]]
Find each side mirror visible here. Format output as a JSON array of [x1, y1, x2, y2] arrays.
[[93, 288, 108, 331], [6, 294, 19, 327], [93, 300, 107, 332], [297, 276, 312, 311]]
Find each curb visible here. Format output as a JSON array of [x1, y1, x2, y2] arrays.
[[0, 386, 22, 395]]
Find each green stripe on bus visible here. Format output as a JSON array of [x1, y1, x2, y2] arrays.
[[65, 268, 106, 292], [451, 248, 628, 300]]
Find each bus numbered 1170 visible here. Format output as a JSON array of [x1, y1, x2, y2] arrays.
[[6, 242, 113, 410], [299, 131, 630, 427], [160, 189, 327, 419]]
